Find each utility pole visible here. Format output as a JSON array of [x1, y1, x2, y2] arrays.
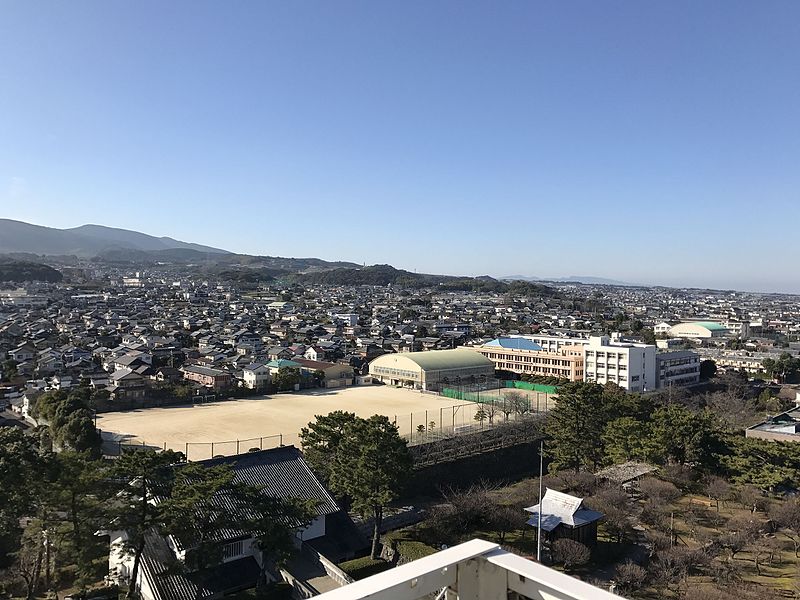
[[537, 439, 544, 562]]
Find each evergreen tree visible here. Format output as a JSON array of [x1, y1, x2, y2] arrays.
[[232, 487, 316, 590], [329, 415, 413, 559], [602, 417, 654, 464], [649, 404, 720, 467], [110, 449, 183, 599], [159, 463, 241, 598], [299, 411, 358, 484], [545, 382, 608, 472], [55, 452, 109, 586]]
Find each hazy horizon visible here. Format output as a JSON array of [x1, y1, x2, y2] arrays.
[[2, 2, 799, 293]]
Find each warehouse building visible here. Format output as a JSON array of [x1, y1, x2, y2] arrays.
[[368, 348, 495, 391]]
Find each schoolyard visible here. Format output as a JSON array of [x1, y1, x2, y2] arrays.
[[96, 385, 486, 460]]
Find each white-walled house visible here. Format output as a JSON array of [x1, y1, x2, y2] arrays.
[[304, 346, 327, 362], [242, 363, 271, 389]]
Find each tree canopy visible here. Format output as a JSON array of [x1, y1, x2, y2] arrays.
[[311, 414, 414, 559], [299, 410, 358, 484]]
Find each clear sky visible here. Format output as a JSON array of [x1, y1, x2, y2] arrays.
[[1, 1, 799, 292]]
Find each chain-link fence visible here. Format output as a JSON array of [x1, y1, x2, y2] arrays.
[[397, 391, 554, 446], [440, 383, 556, 415], [100, 430, 286, 461]]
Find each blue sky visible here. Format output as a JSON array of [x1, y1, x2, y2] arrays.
[[1, 1, 799, 292]]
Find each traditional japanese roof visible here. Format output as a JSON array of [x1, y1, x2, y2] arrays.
[[524, 489, 603, 532], [181, 364, 229, 377], [199, 446, 340, 518], [243, 362, 267, 371], [596, 461, 658, 484], [140, 530, 260, 600], [114, 353, 146, 366], [292, 357, 343, 371], [110, 367, 142, 381], [166, 448, 341, 554]]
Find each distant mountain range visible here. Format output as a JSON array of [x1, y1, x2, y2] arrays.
[[0, 219, 616, 291], [501, 274, 634, 286], [0, 219, 229, 257], [0, 219, 359, 274]]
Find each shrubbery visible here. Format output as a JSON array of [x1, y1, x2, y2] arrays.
[[338, 556, 391, 580]]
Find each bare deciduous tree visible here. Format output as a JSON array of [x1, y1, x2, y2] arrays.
[[735, 485, 768, 514], [650, 546, 707, 593], [552, 471, 600, 497], [551, 539, 590, 571], [705, 476, 731, 512], [641, 498, 669, 530], [487, 505, 527, 544], [613, 561, 647, 595], [770, 499, 800, 557], [644, 530, 672, 558], [639, 477, 681, 504], [719, 515, 761, 560]]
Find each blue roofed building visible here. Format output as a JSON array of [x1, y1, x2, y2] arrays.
[[482, 337, 543, 351]]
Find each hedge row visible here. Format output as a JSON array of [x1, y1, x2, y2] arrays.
[[338, 556, 391, 580]]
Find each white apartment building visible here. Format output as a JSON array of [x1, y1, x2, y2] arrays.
[[583, 336, 656, 392], [333, 313, 359, 326], [653, 322, 674, 335]]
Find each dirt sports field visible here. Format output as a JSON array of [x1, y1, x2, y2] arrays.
[[96, 386, 487, 460]]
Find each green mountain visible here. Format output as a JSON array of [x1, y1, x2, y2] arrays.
[[293, 264, 559, 296], [0, 259, 63, 283]]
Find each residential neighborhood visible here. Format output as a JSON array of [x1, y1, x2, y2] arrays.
[[3, 2, 800, 599], [4, 270, 800, 419], [3, 260, 800, 598]]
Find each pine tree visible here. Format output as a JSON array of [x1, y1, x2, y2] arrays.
[[110, 449, 183, 599], [545, 382, 608, 471], [329, 415, 413, 559]]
